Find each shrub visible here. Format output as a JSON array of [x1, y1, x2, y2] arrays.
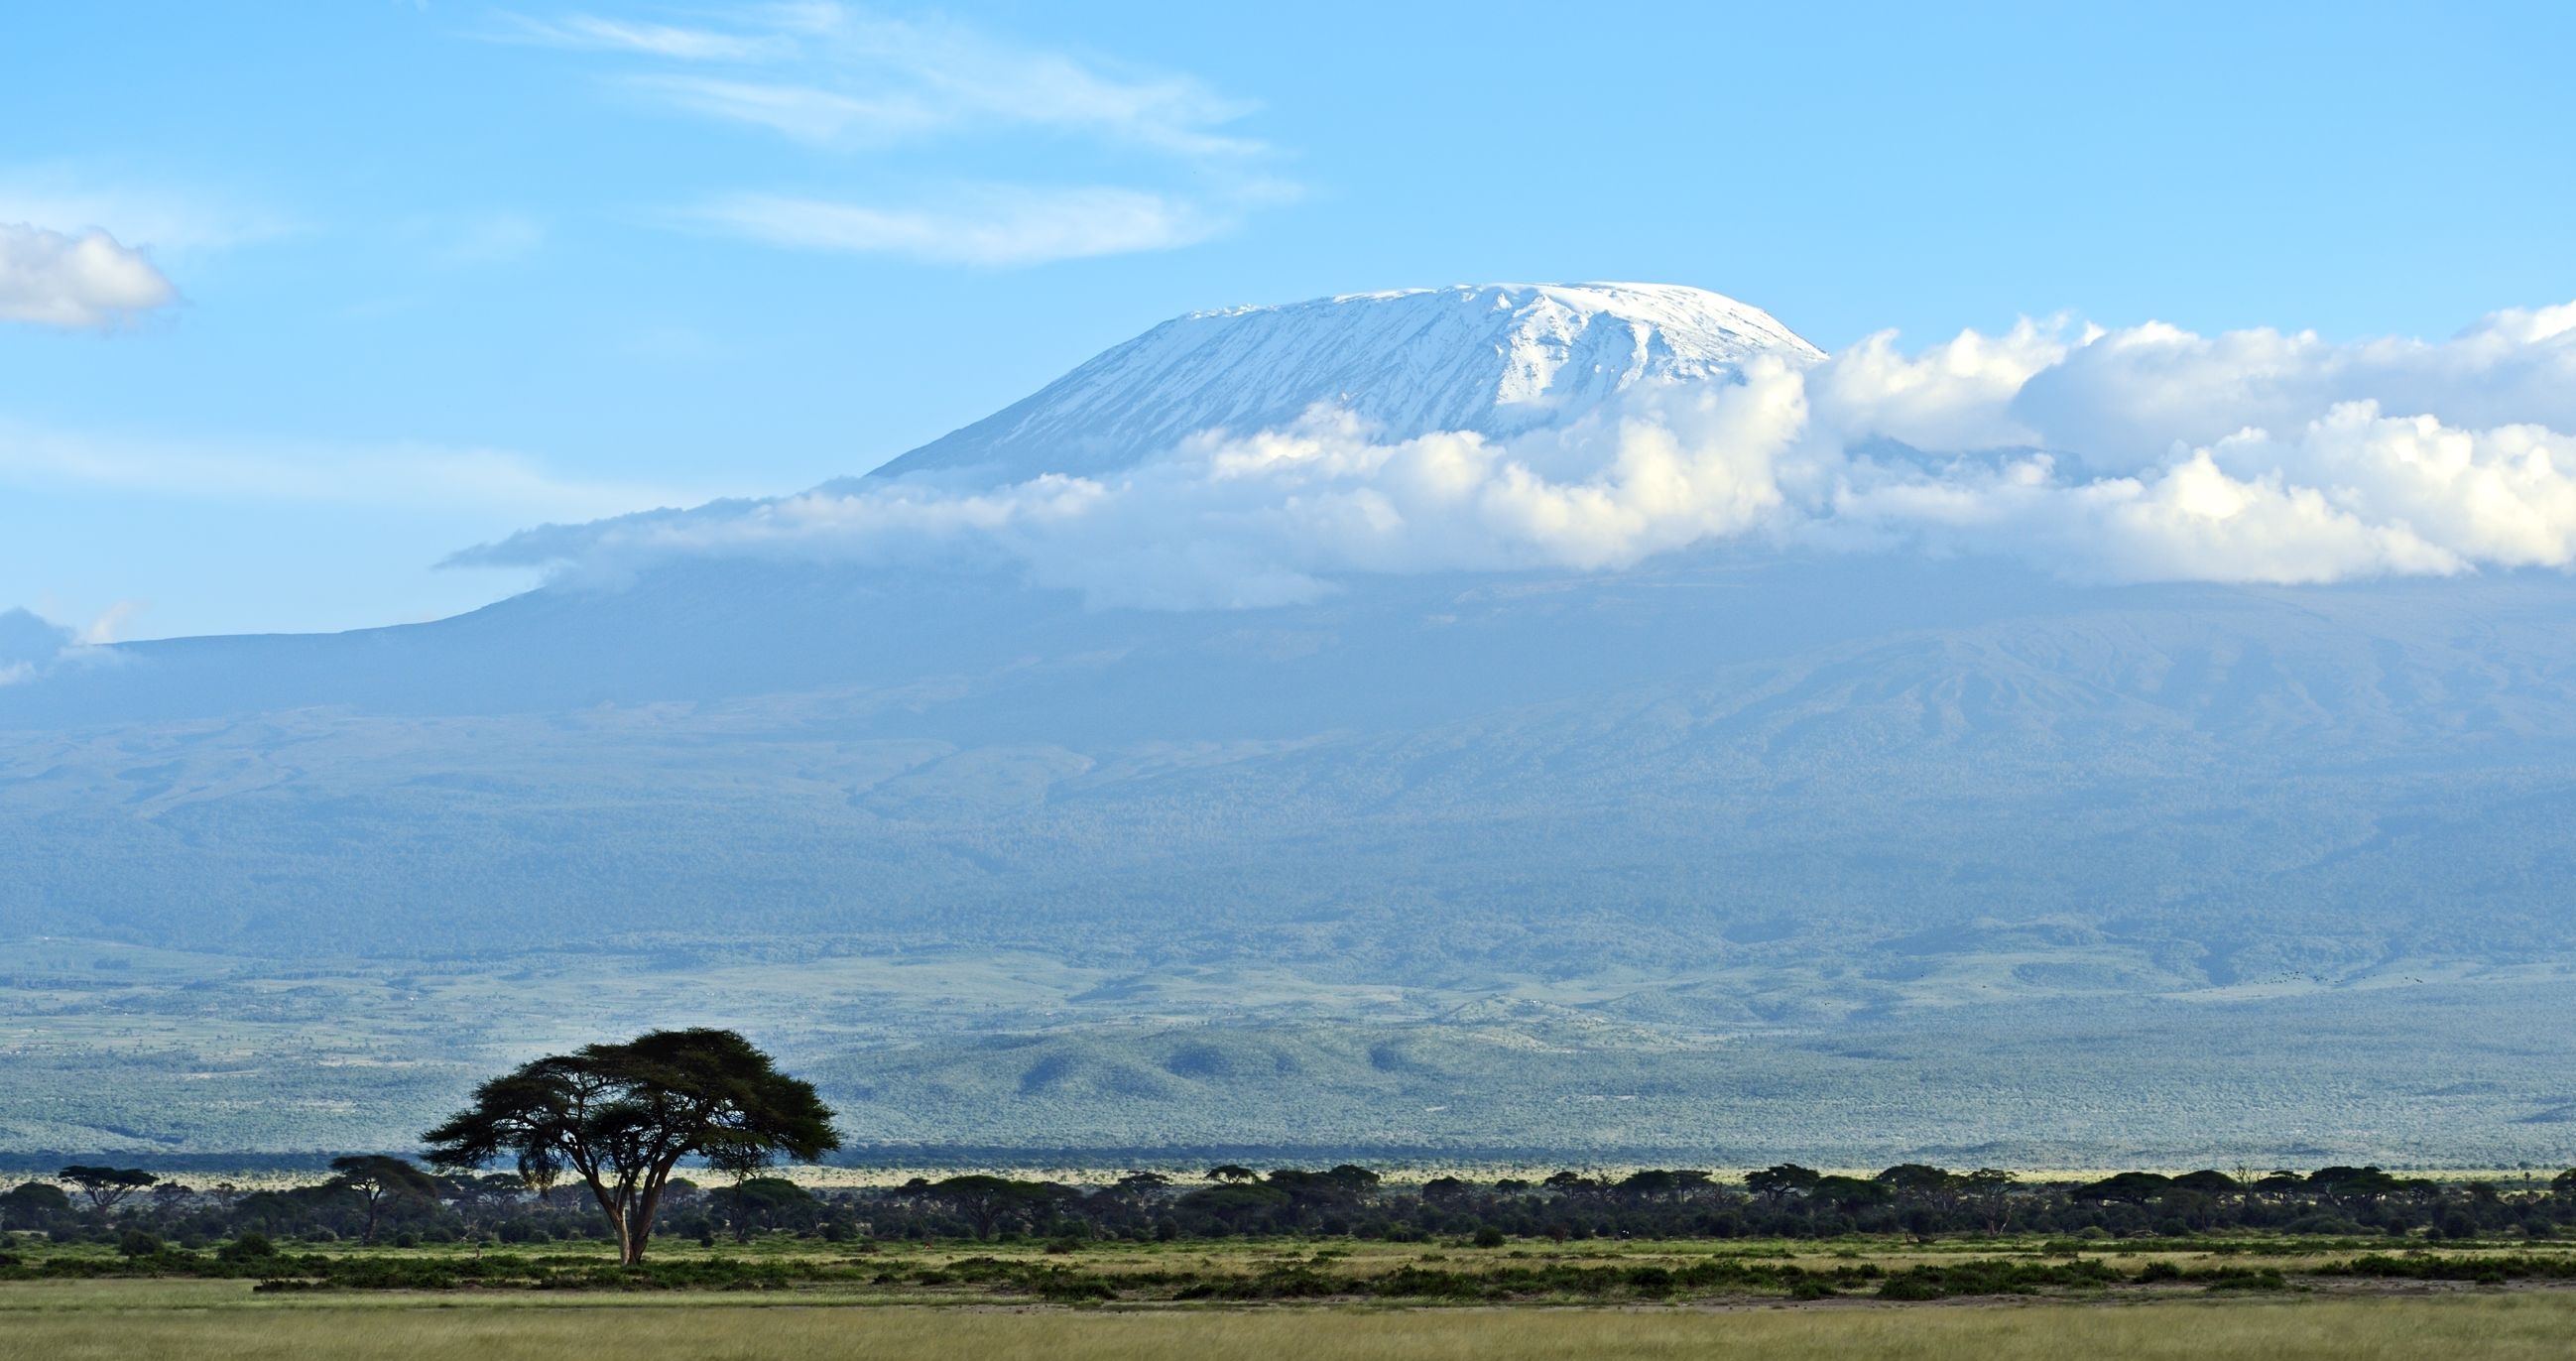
[[1035, 1275, 1115, 1301], [1868, 1260, 2118, 1300], [116, 1230, 165, 1258], [1625, 1266, 1676, 1296], [1473, 1226, 1507, 1248], [2205, 1269, 2289, 1292]]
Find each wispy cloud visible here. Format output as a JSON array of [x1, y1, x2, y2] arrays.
[[496, 13, 790, 62], [692, 186, 1230, 267], [0, 168, 297, 253], [621, 73, 937, 145], [498, 3, 1288, 265], [0, 223, 176, 330], [76, 599, 147, 645], [0, 418, 691, 522]]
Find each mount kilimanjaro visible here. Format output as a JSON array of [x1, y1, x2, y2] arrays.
[[865, 282, 1821, 479], [5, 284, 2576, 1168]]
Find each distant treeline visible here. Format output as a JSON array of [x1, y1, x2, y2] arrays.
[[9, 1161, 2576, 1250]]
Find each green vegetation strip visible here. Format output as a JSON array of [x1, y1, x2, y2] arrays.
[[11, 1241, 2575, 1302]]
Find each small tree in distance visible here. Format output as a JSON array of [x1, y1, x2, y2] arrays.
[[422, 1029, 838, 1265], [58, 1166, 157, 1214], [1746, 1163, 1820, 1207], [920, 1175, 1073, 1239], [327, 1155, 439, 1243]]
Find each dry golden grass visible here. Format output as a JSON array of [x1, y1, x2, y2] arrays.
[[4, 1291, 2575, 1361]]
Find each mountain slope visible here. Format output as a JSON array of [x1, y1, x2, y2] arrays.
[[12, 557, 2576, 1161]]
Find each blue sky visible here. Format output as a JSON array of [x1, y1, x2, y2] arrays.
[[3, 1, 2571, 638]]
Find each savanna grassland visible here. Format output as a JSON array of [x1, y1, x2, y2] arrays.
[[7, 1248, 2576, 1361], [8, 1293, 2576, 1361], [10, 1235, 2576, 1359]]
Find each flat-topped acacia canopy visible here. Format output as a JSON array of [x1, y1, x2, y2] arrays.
[[423, 1028, 838, 1265]]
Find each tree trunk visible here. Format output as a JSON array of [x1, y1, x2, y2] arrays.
[[582, 1175, 646, 1266], [620, 1197, 655, 1265], [628, 1180, 667, 1265]]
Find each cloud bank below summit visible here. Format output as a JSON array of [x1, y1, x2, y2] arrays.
[[463, 299, 2576, 609]]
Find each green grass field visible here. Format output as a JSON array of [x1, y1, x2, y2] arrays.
[[8, 1234, 2576, 1359], [3, 1284, 2574, 1361]]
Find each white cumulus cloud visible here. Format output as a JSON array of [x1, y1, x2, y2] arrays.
[[0, 223, 176, 329], [0, 607, 129, 685]]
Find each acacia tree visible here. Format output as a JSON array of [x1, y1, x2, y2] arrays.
[[58, 1166, 157, 1214], [2308, 1165, 2405, 1210], [1, 1180, 72, 1231], [919, 1175, 1074, 1239], [326, 1155, 439, 1243], [517, 1151, 563, 1208], [1746, 1163, 1820, 1207], [421, 1029, 838, 1264], [1875, 1164, 1965, 1211], [1963, 1168, 2015, 1231], [2074, 1171, 2173, 1206]]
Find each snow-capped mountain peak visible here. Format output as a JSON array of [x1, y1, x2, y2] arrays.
[[867, 283, 1820, 481]]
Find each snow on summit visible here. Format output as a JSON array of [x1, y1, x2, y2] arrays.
[[866, 283, 1822, 481]]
